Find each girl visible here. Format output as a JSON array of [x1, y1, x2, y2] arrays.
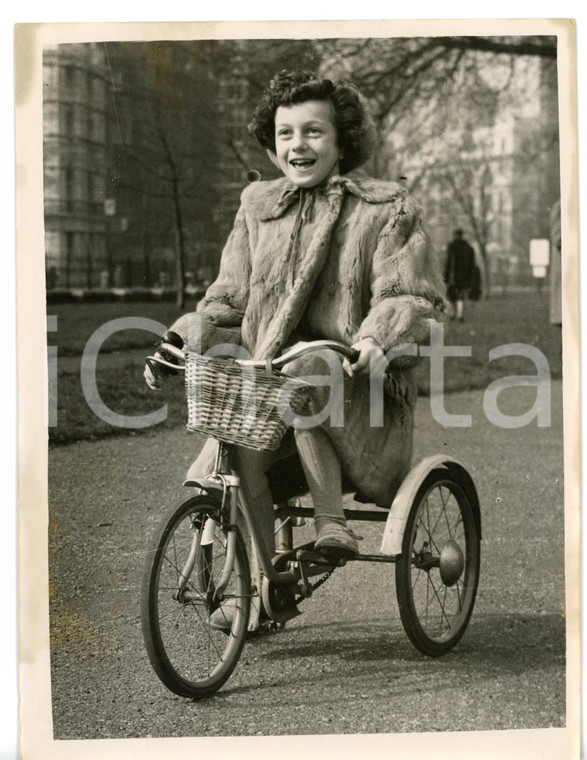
[[145, 70, 446, 567]]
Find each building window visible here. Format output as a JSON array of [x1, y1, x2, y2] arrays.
[[86, 171, 93, 206], [65, 232, 74, 287], [65, 169, 74, 213], [63, 103, 74, 136], [63, 64, 75, 89]]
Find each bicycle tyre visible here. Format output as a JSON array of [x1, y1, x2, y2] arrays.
[[395, 469, 480, 656], [141, 495, 251, 698]]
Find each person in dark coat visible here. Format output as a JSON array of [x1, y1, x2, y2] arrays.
[[444, 229, 475, 321]]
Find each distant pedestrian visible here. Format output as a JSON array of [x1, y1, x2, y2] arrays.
[[549, 199, 562, 326], [444, 229, 475, 321], [469, 261, 482, 303]]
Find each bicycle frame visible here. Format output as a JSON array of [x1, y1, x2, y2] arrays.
[[184, 438, 410, 599], [185, 440, 303, 594]]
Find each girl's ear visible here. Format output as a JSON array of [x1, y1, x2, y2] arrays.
[[266, 150, 281, 170]]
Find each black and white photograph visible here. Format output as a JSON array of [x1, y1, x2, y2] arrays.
[[15, 18, 579, 760]]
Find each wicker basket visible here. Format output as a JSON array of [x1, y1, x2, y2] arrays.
[[185, 353, 310, 451]]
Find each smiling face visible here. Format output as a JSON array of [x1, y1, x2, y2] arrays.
[[274, 100, 340, 188]]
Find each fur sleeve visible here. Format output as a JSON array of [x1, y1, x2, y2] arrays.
[[354, 200, 447, 353], [170, 205, 251, 350]]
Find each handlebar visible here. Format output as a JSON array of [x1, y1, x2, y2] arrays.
[[145, 335, 360, 377]]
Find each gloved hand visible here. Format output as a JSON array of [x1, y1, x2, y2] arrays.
[[342, 337, 384, 377], [144, 355, 163, 391], [144, 330, 185, 391]]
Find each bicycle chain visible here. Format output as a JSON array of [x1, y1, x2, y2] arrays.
[[294, 566, 335, 605]]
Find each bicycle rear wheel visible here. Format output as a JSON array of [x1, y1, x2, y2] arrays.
[[395, 469, 480, 656], [141, 495, 251, 698]]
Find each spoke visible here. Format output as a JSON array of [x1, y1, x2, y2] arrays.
[[423, 488, 466, 553], [168, 597, 225, 662], [161, 555, 207, 600], [428, 493, 446, 543], [156, 600, 208, 624], [451, 512, 464, 537], [441, 488, 454, 540], [425, 568, 430, 630], [174, 613, 197, 673], [426, 496, 444, 553], [416, 510, 441, 555], [170, 531, 180, 586], [411, 566, 425, 592], [425, 573, 453, 632]]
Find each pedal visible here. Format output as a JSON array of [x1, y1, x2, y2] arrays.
[[296, 548, 343, 567]]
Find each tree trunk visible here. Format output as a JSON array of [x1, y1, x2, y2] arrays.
[[479, 243, 491, 299], [171, 180, 186, 310]]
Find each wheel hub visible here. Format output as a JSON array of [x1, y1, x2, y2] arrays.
[[439, 539, 465, 586]]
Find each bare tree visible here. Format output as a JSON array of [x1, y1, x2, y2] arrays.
[[106, 41, 243, 307], [316, 36, 558, 295], [318, 36, 555, 133]]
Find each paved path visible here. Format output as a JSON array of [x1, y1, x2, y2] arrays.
[[47, 381, 566, 739]]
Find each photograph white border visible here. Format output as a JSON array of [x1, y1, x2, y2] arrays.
[[13, 17, 580, 760]]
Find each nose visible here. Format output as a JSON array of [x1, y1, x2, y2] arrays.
[[291, 131, 307, 151]]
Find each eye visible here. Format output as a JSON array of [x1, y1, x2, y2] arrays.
[[307, 127, 322, 135], [277, 128, 292, 137]]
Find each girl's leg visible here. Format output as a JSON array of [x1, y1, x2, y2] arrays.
[[294, 427, 359, 556], [232, 446, 276, 560]]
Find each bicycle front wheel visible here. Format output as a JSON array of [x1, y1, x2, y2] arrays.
[[395, 469, 480, 656], [141, 496, 251, 698]]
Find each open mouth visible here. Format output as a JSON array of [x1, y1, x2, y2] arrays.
[[289, 158, 316, 170]]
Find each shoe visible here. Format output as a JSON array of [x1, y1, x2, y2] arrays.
[[314, 523, 360, 559], [209, 599, 272, 636], [208, 599, 243, 635]]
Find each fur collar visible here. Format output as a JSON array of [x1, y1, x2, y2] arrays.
[[241, 175, 406, 220]]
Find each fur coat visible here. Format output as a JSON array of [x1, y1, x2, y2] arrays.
[[172, 175, 447, 506]]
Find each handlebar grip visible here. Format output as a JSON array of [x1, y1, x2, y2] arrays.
[[347, 348, 361, 365], [163, 330, 184, 349]]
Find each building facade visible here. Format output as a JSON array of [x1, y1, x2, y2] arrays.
[[43, 43, 112, 289], [393, 57, 559, 292], [42, 41, 259, 294]]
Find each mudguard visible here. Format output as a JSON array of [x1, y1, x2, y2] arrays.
[[380, 455, 481, 555], [182, 477, 225, 503]]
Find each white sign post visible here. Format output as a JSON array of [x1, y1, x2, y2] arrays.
[[529, 239, 549, 279]]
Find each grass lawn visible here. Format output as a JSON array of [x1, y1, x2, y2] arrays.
[[48, 292, 562, 445], [48, 299, 201, 356]]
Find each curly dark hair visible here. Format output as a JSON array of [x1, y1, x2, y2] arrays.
[[248, 70, 376, 174]]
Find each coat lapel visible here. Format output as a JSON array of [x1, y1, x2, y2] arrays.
[[253, 183, 346, 359]]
